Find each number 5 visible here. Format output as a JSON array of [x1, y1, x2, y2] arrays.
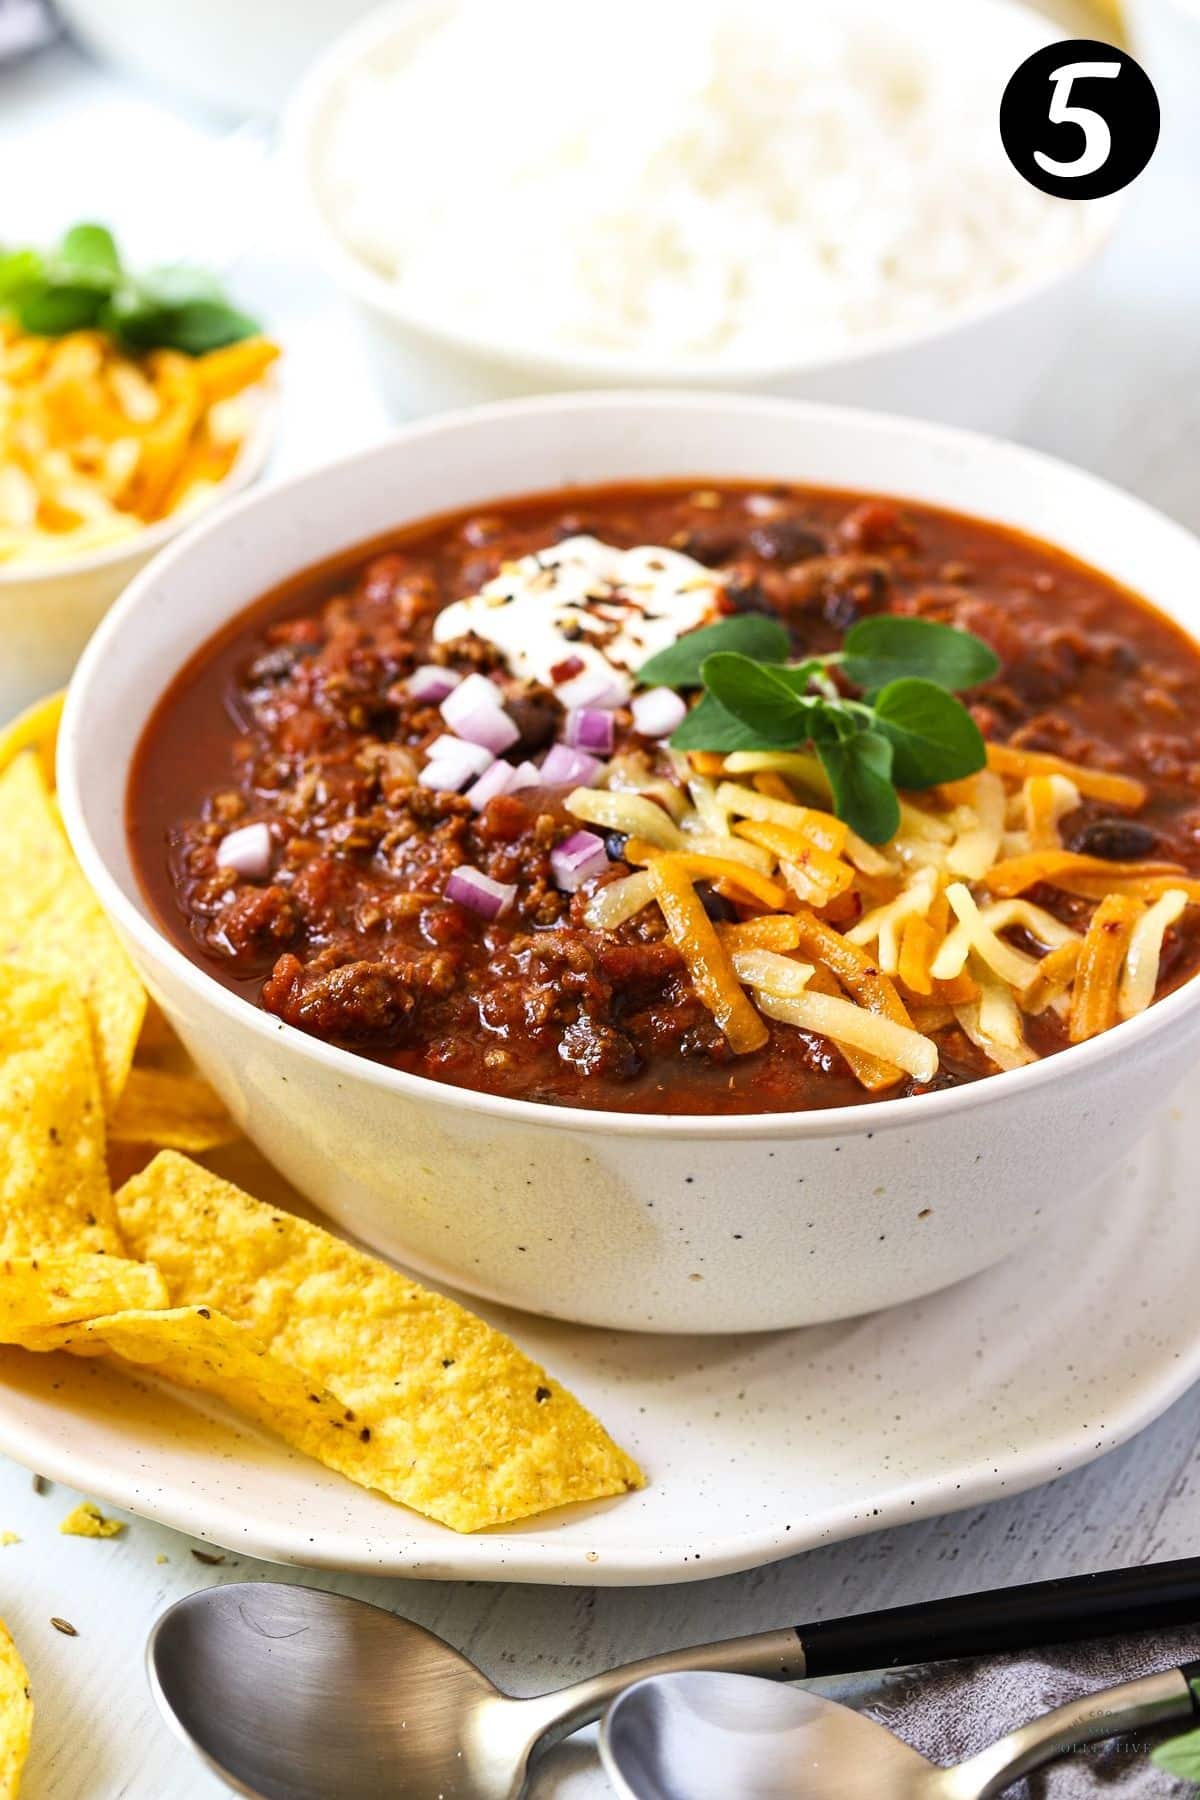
[[1034, 60, 1121, 178]]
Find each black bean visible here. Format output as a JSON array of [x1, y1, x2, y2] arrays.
[[505, 691, 559, 754], [746, 521, 824, 565], [725, 576, 775, 616], [671, 524, 745, 566], [603, 830, 629, 862], [822, 566, 888, 632], [1067, 817, 1159, 860]]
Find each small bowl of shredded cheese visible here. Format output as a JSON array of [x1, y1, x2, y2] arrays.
[[287, 0, 1119, 423], [0, 241, 279, 719]]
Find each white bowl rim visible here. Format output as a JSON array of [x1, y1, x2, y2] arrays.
[[58, 387, 1200, 1143], [283, 0, 1123, 388], [0, 375, 278, 588]]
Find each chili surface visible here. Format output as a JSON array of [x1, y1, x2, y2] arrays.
[[128, 480, 1200, 1114]]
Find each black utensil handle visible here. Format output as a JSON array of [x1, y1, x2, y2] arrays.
[[798, 1557, 1200, 1678]]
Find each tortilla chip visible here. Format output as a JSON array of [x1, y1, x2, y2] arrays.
[[0, 691, 62, 790], [0, 754, 144, 1109], [0, 1255, 167, 1343], [108, 1067, 237, 1152], [0, 1618, 32, 1800], [59, 1502, 123, 1539], [0, 964, 119, 1256], [113, 1153, 643, 1531]]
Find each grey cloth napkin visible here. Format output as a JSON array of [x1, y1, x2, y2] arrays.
[[859, 1627, 1200, 1796]]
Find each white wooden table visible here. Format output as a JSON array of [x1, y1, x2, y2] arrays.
[[2, 35, 1199, 1800]]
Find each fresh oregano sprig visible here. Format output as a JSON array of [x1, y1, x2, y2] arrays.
[[637, 612, 1000, 844], [0, 222, 260, 355]]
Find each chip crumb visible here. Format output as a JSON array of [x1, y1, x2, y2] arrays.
[[49, 1617, 77, 1637], [59, 1501, 124, 1540], [0, 1533, 18, 1548], [155, 1553, 168, 1565]]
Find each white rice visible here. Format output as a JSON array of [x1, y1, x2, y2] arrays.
[[317, 0, 1093, 366]]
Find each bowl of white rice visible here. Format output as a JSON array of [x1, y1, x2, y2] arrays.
[[286, 0, 1119, 425]]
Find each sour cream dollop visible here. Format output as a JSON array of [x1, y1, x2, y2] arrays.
[[432, 536, 726, 692]]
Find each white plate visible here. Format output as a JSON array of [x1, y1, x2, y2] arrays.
[[1, 1087, 1198, 1587]]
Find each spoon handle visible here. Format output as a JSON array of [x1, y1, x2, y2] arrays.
[[796, 1556, 1200, 1677], [951, 1661, 1200, 1798]]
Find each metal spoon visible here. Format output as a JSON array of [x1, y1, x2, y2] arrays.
[[599, 1665, 1200, 1800], [147, 1560, 1200, 1799]]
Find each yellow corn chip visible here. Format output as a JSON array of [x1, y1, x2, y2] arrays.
[[0, 754, 145, 1109], [0, 1255, 167, 1343], [113, 1153, 643, 1531], [0, 964, 118, 1256], [0, 1618, 31, 1800], [0, 691, 62, 789], [59, 1502, 124, 1540], [108, 1067, 237, 1152]]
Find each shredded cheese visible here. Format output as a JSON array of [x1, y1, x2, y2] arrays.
[[757, 988, 938, 1083], [583, 869, 656, 931], [565, 787, 682, 849], [986, 742, 1146, 808], [1118, 889, 1189, 1019], [933, 883, 1042, 992], [559, 724, 1192, 1089], [729, 948, 816, 998]]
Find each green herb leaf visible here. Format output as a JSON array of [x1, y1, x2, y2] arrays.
[[56, 223, 121, 287], [841, 615, 999, 695], [872, 678, 986, 788], [638, 614, 789, 691], [700, 652, 824, 747], [112, 296, 259, 355], [1152, 1726, 1200, 1782], [0, 248, 44, 302], [669, 691, 773, 752], [817, 731, 900, 844], [14, 285, 105, 335]]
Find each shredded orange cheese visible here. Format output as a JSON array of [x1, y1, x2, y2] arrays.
[[647, 858, 768, 1055], [985, 742, 1147, 808], [1069, 894, 1143, 1042]]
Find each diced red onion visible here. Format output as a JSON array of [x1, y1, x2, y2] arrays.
[[453, 703, 521, 755], [566, 707, 615, 754], [215, 821, 272, 880], [508, 761, 542, 791], [557, 669, 628, 711], [420, 738, 494, 792], [631, 686, 687, 739], [445, 864, 517, 919], [539, 742, 603, 787], [465, 760, 517, 811], [441, 672, 505, 728], [426, 734, 493, 773], [549, 654, 585, 684], [550, 829, 610, 893], [407, 664, 461, 704]]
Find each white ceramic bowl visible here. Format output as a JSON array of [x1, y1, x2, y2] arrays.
[[0, 390, 276, 725], [284, 0, 1119, 428], [59, 393, 1200, 1333]]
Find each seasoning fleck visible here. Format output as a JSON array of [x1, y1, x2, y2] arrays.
[[50, 1617, 78, 1636], [190, 1548, 226, 1566]]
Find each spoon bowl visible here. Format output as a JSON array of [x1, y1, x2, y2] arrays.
[[601, 1671, 930, 1800], [599, 1669, 1200, 1800], [148, 1585, 538, 1799]]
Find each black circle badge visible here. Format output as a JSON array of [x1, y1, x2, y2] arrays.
[[1000, 39, 1159, 199]]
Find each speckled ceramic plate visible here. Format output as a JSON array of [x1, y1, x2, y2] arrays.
[[0, 1089, 1198, 1586]]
